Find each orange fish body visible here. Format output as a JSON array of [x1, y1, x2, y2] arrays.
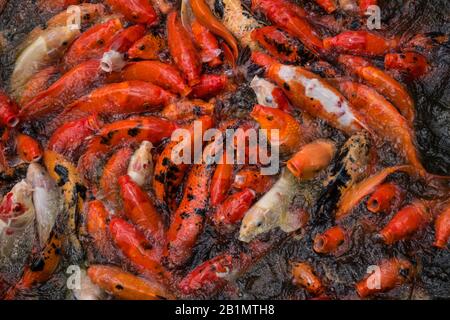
[[20, 60, 105, 121], [314, 0, 337, 13], [251, 104, 303, 154], [190, 0, 239, 61], [313, 226, 346, 254], [109, 218, 169, 281], [337, 81, 425, 175], [212, 188, 256, 233], [356, 258, 413, 298], [232, 167, 275, 194], [63, 19, 123, 70], [153, 116, 213, 209], [165, 164, 213, 267], [191, 20, 222, 67], [366, 182, 404, 214], [167, 12, 202, 86], [98, 147, 134, 207], [56, 81, 175, 125], [106, 25, 147, 53], [106, 0, 158, 25], [88, 265, 175, 300], [379, 201, 430, 244], [119, 175, 165, 247], [189, 74, 228, 100], [324, 31, 399, 57], [122, 61, 191, 96], [434, 203, 450, 249], [287, 139, 336, 179], [291, 262, 325, 296], [47, 114, 103, 161], [0, 91, 19, 127], [86, 200, 111, 258], [385, 52, 429, 80], [252, 0, 323, 56], [251, 26, 301, 63], [338, 54, 415, 126], [4, 232, 62, 299]]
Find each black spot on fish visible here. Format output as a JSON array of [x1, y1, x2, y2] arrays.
[[194, 208, 206, 217], [76, 183, 87, 200], [187, 194, 195, 201], [283, 83, 290, 91], [128, 127, 141, 137], [166, 170, 178, 181], [193, 106, 202, 116], [115, 284, 124, 291], [54, 165, 69, 186], [162, 157, 171, 167], [180, 212, 190, 219], [30, 257, 45, 272], [100, 130, 117, 145], [214, 0, 224, 18], [154, 173, 165, 183]]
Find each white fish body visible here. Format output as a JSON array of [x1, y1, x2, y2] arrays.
[[239, 169, 299, 242], [0, 180, 35, 257], [10, 26, 80, 98], [26, 163, 63, 247], [72, 269, 105, 300], [127, 141, 154, 188]]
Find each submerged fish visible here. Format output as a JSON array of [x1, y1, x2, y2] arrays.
[[26, 163, 63, 248], [214, 0, 262, 49], [10, 26, 80, 99]]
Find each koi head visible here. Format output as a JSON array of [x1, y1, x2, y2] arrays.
[[251, 104, 301, 153], [0, 180, 35, 232], [127, 141, 154, 187], [286, 139, 336, 180], [45, 26, 81, 56], [239, 205, 278, 243]]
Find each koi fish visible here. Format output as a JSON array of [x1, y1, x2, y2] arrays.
[[239, 169, 299, 242], [10, 26, 80, 98], [26, 163, 62, 248]]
